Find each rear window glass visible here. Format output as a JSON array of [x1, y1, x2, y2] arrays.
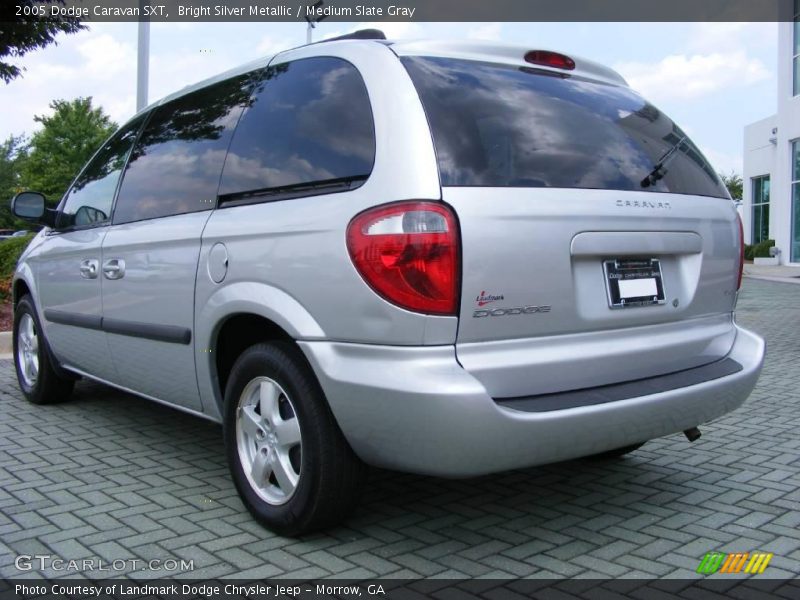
[[402, 56, 728, 199]]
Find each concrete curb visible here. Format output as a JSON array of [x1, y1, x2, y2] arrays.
[[0, 332, 10, 355], [744, 274, 800, 285]]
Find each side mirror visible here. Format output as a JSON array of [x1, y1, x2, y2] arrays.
[[74, 205, 107, 226], [11, 191, 46, 221]]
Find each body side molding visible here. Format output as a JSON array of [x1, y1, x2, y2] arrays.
[[44, 310, 191, 345]]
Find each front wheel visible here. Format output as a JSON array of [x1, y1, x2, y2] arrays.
[[13, 295, 74, 405], [223, 342, 365, 535]]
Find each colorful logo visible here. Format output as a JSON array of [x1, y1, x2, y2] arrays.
[[696, 551, 773, 575], [476, 291, 504, 307]]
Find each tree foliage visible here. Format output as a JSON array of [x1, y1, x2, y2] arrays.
[[20, 97, 117, 203], [0, 135, 28, 200], [0, 1, 85, 84], [0, 134, 30, 229], [0, 233, 35, 300], [719, 171, 743, 201]]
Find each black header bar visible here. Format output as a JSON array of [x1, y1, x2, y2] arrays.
[[6, 0, 798, 23]]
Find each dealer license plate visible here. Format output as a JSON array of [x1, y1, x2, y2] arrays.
[[603, 258, 665, 309]]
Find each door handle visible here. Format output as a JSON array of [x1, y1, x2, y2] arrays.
[[102, 258, 126, 280], [79, 259, 99, 279]]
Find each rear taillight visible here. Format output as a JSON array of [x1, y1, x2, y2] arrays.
[[524, 50, 576, 71], [346, 202, 460, 315], [737, 213, 744, 290]]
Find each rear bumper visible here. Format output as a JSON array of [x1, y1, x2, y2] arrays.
[[299, 324, 765, 477]]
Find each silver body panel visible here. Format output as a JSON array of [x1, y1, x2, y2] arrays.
[[14, 38, 765, 476], [31, 228, 118, 381], [193, 41, 454, 419], [298, 325, 763, 477], [445, 187, 742, 397], [389, 40, 629, 86], [101, 212, 209, 410], [456, 314, 736, 399]]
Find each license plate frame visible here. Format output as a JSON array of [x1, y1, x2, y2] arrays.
[[603, 258, 666, 309]]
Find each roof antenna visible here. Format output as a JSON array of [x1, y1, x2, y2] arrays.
[[304, 1, 328, 44]]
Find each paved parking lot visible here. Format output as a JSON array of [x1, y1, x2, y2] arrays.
[[0, 278, 798, 580]]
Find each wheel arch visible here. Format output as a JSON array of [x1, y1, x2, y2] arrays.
[[12, 266, 36, 308], [13, 279, 31, 307], [213, 313, 295, 411], [195, 281, 327, 419], [11, 278, 78, 382]]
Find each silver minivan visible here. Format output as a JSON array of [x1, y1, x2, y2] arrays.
[[11, 34, 765, 534]]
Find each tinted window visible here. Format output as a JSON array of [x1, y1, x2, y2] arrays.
[[113, 73, 257, 224], [219, 57, 375, 201], [402, 57, 728, 199], [57, 117, 143, 229]]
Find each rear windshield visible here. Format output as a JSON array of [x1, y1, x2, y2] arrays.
[[402, 56, 728, 199]]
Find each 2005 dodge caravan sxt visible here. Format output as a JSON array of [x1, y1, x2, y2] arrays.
[[11, 34, 765, 534]]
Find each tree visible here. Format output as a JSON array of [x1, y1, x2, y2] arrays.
[[0, 134, 28, 200], [20, 97, 117, 203], [719, 171, 743, 201], [0, 134, 30, 229], [0, 1, 85, 84]]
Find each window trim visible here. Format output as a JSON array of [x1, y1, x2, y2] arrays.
[[105, 109, 154, 227], [750, 175, 770, 245], [217, 175, 370, 208], [792, 140, 800, 262], [794, 4, 800, 96]]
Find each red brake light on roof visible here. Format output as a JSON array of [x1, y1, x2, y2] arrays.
[[346, 202, 460, 316], [524, 50, 576, 71]]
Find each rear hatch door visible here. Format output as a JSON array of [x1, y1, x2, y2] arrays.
[[401, 52, 740, 398]]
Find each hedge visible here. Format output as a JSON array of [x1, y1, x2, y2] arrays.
[[744, 239, 775, 261], [0, 234, 34, 302]]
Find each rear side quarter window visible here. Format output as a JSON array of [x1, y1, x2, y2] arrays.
[[219, 57, 376, 204]]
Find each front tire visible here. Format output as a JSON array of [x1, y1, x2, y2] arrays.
[[223, 342, 365, 535], [13, 295, 74, 405]]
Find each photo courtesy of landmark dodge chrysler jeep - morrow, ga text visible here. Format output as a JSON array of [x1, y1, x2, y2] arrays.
[[10, 33, 765, 534]]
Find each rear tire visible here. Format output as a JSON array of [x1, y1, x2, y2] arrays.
[[589, 442, 646, 460], [223, 341, 365, 535], [13, 295, 74, 405]]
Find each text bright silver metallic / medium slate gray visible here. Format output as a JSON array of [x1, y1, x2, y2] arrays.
[[10, 36, 765, 534]]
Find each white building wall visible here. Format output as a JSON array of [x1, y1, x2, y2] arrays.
[[742, 20, 800, 264], [775, 21, 800, 264]]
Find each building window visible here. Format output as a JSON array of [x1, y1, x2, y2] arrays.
[[792, 140, 800, 262], [795, 0, 800, 96], [751, 176, 770, 244]]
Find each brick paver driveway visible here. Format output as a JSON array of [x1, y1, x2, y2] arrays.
[[1, 278, 798, 579]]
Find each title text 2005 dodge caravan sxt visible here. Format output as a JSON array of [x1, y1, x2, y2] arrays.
[[11, 35, 765, 534]]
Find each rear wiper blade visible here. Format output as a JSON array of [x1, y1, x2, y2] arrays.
[[640, 136, 687, 188]]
